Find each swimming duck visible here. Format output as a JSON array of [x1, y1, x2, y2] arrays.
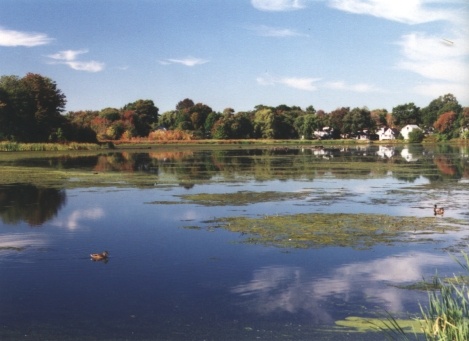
[[90, 251, 109, 261], [434, 205, 444, 216]]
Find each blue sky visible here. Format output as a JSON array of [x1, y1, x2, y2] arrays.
[[1, 0, 468, 114]]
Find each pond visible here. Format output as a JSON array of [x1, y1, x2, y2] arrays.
[[0, 144, 468, 340]]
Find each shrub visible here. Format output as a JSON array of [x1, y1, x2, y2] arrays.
[[408, 129, 425, 143]]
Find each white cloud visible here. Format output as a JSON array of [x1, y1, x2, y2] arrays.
[[159, 56, 209, 67], [396, 31, 469, 101], [325, 80, 383, 92], [248, 25, 308, 37], [413, 82, 469, 104], [47, 49, 105, 72], [257, 74, 320, 91], [65, 60, 106, 72], [396, 32, 469, 82], [0, 27, 54, 47], [251, 0, 306, 11], [328, 0, 457, 25], [48, 49, 88, 61]]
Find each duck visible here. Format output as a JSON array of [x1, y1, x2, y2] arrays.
[[90, 251, 109, 261], [434, 204, 445, 216]]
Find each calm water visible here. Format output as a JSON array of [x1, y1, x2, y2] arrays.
[[0, 144, 468, 340]]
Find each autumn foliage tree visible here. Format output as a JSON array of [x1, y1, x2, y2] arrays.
[[433, 111, 458, 139]]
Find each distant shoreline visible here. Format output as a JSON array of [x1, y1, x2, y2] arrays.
[[1, 138, 467, 153]]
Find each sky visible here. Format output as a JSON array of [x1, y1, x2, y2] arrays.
[[1, 0, 468, 114]]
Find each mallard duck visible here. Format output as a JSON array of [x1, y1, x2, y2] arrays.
[[434, 204, 444, 216], [90, 251, 109, 261]]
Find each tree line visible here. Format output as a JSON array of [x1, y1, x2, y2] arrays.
[[1, 73, 468, 143]]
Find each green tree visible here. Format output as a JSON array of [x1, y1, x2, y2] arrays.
[[253, 107, 277, 138], [370, 108, 388, 127], [122, 99, 159, 136], [21, 73, 67, 141], [421, 94, 462, 128], [328, 107, 349, 138], [230, 112, 254, 138], [204, 111, 221, 138], [391, 102, 420, 127], [0, 76, 33, 140], [211, 117, 230, 139], [294, 114, 318, 139], [189, 103, 212, 137], [343, 107, 373, 134], [99, 107, 120, 122], [0, 74, 67, 142], [176, 98, 194, 111], [158, 110, 178, 130]]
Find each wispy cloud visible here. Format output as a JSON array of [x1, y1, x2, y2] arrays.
[[251, 0, 306, 11], [328, 0, 457, 25], [396, 31, 469, 102], [325, 80, 383, 92], [329, 0, 469, 102], [159, 56, 209, 67], [396, 32, 469, 83], [257, 74, 320, 91], [47, 49, 105, 72], [0, 27, 53, 47], [248, 25, 308, 37]]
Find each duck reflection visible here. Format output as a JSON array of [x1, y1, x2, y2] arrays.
[[231, 252, 451, 322], [0, 184, 66, 226]]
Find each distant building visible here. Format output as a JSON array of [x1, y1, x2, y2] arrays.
[[400, 124, 422, 140], [355, 130, 378, 141], [376, 127, 397, 141], [313, 127, 333, 139]]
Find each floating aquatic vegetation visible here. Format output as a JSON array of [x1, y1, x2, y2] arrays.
[[178, 190, 311, 206], [206, 213, 468, 249], [334, 316, 422, 334]]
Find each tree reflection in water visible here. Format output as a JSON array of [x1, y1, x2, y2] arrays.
[[0, 184, 66, 226]]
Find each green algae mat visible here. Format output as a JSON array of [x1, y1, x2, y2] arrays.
[[202, 213, 468, 249]]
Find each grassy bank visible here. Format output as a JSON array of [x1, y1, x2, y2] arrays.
[[0, 141, 102, 152]]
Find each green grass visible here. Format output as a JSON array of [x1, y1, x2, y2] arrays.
[[0, 142, 102, 152]]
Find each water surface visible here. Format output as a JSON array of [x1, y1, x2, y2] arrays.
[[0, 144, 468, 340]]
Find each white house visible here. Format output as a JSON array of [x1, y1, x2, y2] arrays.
[[400, 124, 422, 140], [313, 127, 333, 139], [376, 127, 397, 141]]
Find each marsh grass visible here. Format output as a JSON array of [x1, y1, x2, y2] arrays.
[[0, 142, 101, 152]]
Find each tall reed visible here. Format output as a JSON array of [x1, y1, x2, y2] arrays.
[[381, 251, 469, 340]]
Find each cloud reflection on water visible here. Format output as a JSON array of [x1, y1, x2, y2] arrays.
[[0, 233, 46, 255], [231, 252, 451, 322], [52, 208, 105, 230]]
